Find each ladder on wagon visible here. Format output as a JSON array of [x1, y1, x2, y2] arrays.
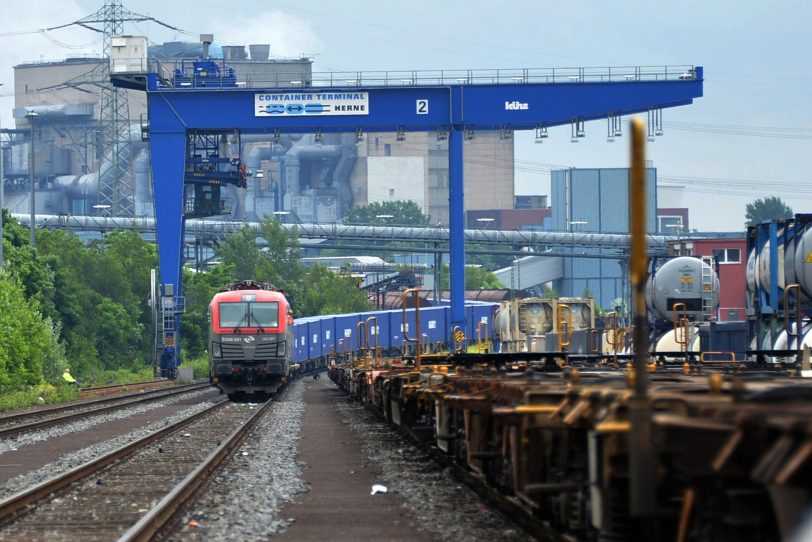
[[700, 256, 716, 321]]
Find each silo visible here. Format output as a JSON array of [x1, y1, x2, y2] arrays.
[[222, 45, 246, 61], [249, 44, 270, 61]]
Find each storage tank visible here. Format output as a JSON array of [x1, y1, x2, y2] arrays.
[[652, 326, 700, 353], [746, 248, 757, 295], [765, 321, 812, 362], [772, 322, 810, 351], [493, 298, 555, 352], [493, 301, 515, 341], [517, 299, 555, 335], [783, 230, 810, 303], [793, 225, 812, 299], [249, 44, 270, 61], [646, 256, 719, 321], [756, 234, 785, 294], [222, 45, 247, 60], [601, 328, 630, 355], [557, 297, 594, 331]]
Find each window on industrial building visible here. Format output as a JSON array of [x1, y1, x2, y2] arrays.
[[714, 248, 741, 264], [658, 215, 683, 234], [384, 143, 391, 156]]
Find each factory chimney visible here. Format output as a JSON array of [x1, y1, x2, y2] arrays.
[[200, 34, 214, 59]]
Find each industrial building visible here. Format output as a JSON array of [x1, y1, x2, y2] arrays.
[[550, 167, 657, 310], [5, 39, 515, 226]]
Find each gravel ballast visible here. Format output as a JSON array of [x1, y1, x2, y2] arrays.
[[0, 394, 216, 500], [170, 379, 307, 541]]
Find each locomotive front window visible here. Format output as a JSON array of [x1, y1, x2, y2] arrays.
[[219, 302, 249, 328], [251, 302, 280, 327], [218, 301, 279, 328]]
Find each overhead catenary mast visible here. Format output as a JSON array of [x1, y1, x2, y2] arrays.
[[46, 1, 182, 216]]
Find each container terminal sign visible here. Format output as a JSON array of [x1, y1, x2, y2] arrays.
[[255, 92, 369, 117]]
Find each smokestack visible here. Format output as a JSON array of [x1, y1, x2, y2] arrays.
[[200, 34, 213, 59]]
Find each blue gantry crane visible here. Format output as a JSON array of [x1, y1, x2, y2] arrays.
[[117, 59, 703, 376]]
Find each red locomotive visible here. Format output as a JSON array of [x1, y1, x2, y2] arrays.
[[208, 280, 293, 400]]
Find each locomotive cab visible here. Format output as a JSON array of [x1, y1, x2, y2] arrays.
[[208, 281, 292, 399]]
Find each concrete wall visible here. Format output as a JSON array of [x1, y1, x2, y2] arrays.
[[367, 157, 425, 210]]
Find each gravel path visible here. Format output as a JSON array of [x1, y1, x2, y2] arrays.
[[318, 378, 536, 542]]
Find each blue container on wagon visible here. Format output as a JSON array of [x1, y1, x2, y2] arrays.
[[307, 318, 323, 360]]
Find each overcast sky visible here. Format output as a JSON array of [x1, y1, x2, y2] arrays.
[[2, 0, 810, 231]]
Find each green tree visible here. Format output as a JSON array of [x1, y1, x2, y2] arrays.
[[216, 217, 306, 313], [746, 196, 793, 226], [214, 226, 263, 280], [215, 220, 372, 318], [1, 213, 56, 318], [37, 229, 156, 373], [0, 272, 51, 388], [465, 242, 514, 270], [216, 218, 303, 286], [255, 218, 305, 288], [95, 298, 144, 369], [344, 200, 429, 226], [41, 319, 69, 385], [439, 265, 504, 290], [297, 264, 371, 315], [181, 264, 236, 358]]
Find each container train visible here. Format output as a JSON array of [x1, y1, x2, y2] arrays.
[[209, 251, 760, 400], [208, 281, 497, 399]]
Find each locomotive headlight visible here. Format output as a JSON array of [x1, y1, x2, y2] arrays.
[[212, 342, 222, 357]]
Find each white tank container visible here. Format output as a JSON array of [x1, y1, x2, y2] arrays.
[[746, 248, 757, 295], [652, 326, 700, 353], [793, 226, 812, 299], [646, 257, 719, 321], [757, 235, 785, 294]]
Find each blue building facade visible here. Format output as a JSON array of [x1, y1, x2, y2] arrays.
[[551, 167, 657, 311]]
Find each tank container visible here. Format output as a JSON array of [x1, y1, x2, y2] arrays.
[[646, 256, 719, 321]]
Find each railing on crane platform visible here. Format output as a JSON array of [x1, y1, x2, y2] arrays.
[[145, 61, 698, 90]]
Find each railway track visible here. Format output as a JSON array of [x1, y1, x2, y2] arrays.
[[79, 380, 174, 399], [0, 383, 210, 440], [0, 396, 274, 540]]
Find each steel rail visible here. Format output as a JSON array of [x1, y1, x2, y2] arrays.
[[0, 399, 228, 525], [0, 382, 198, 424], [79, 379, 172, 398], [119, 396, 275, 541], [0, 383, 210, 439]]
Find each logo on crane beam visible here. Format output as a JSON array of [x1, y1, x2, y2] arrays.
[[255, 92, 369, 117], [505, 101, 529, 111]]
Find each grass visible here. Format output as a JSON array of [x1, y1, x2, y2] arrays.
[[184, 355, 210, 380], [0, 358, 212, 413], [82, 366, 158, 387], [0, 383, 79, 413]]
